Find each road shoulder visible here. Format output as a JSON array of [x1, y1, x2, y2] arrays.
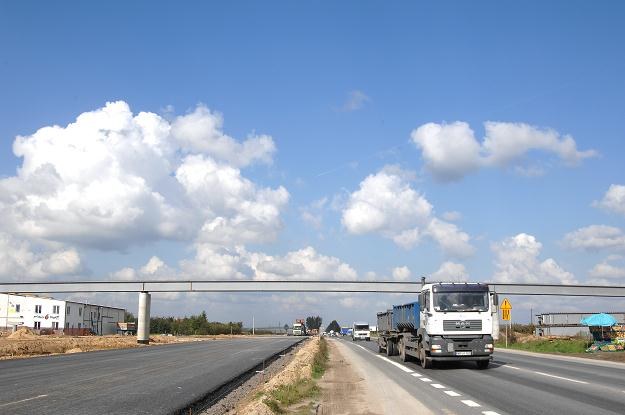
[[328, 340, 433, 415]]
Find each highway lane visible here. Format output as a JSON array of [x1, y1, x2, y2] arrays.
[[345, 337, 625, 415], [0, 336, 302, 415]]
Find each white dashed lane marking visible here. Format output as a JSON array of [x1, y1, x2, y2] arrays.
[[351, 341, 505, 414]]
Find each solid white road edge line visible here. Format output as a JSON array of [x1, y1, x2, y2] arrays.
[[375, 355, 414, 373], [533, 371, 589, 384], [0, 395, 48, 408], [461, 400, 481, 407]]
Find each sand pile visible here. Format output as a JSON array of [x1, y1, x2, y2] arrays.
[[8, 327, 37, 339]]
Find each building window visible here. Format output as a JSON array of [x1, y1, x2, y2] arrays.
[[78, 323, 81, 329], [53, 322, 59, 329], [35, 305, 42, 314], [15, 304, 20, 312], [34, 322, 41, 329], [65, 322, 70, 328], [79, 308, 82, 317], [53, 305, 60, 314], [66, 306, 71, 315]]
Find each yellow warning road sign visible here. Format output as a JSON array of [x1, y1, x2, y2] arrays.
[[502, 309, 511, 320], [501, 298, 512, 310]]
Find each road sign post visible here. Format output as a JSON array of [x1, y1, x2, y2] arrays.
[[501, 298, 512, 348]]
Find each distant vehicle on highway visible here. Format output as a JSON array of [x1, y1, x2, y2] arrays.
[[377, 282, 496, 369], [293, 319, 307, 336], [340, 327, 352, 336], [352, 322, 370, 341]]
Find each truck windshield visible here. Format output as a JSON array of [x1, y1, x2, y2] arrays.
[[433, 291, 488, 312], [354, 325, 369, 330]]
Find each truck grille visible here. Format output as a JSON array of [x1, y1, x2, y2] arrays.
[[443, 320, 482, 331]]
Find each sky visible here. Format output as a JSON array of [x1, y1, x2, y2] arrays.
[[1, 1, 625, 327]]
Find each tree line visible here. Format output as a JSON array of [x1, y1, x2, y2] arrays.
[[127, 311, 243, 335]]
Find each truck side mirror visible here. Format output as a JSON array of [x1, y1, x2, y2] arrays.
[[492, 293, 499, 306]]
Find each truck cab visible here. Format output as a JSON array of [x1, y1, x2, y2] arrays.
[[418, 283, 495, 368], [352, 322, 370, 341]]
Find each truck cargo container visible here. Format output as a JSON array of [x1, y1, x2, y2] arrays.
[[377, 282, 497, 369]]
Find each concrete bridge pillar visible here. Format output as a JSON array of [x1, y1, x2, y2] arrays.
[[137, 291, 151, 344]]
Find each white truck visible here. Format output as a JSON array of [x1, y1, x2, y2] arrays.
[[292, 321, 306, 336], [351, 322, 370, 341], [377, 282, 497, 369]]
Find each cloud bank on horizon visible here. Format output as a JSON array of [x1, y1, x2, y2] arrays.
[[1, 100, 624, 300]]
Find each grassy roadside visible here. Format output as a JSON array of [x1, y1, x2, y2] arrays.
[[496, 338, 591, 354], [262, 337, 329, 414]]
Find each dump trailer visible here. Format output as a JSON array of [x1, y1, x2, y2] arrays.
[[377, 282, 497, 369]]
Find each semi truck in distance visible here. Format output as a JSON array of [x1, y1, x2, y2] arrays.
[[352, 322, 370, 341], [292, 319, 307, 336], [377, 282, 497, 369]]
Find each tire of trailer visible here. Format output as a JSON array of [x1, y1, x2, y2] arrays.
[[476, 360, 489, 369], [420, 348, 432, 369], [400, 338, 409, 362]]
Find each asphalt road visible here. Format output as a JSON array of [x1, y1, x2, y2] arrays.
[[0, 336, 302, 415], [340, 337, 625, 415]]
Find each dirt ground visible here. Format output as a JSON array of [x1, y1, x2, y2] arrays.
[[0, 327, 231, 359], [235, 337, 319, 415], [317, 340, 381, 415]]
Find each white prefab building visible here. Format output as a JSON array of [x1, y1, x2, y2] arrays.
[[0, 293, 126, 335]]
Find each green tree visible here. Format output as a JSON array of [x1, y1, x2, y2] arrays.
[[326, 320, 340, 333], [306, 316, 322, 330]]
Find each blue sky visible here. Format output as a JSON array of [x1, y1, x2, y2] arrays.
[[1, 1, 624, 325]]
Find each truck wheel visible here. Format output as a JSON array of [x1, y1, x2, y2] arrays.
[[420, 349, 432, 369], [400, 340, 409, 362], [386, 341, 393, 356], [476, 360, 489, 369]]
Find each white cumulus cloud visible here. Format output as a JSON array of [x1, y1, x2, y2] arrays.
[[338, 90, 371, 112], [411, 121, 596, 181], [341, 166, 474, 257], [0, 232, 81, 280], [392, 266, 411, 281], [0, 101, 287, 251], [593, 184, 625, 216], [492, 233, 576, 284], [430, 261, 469, 282], [171, 105, 275, 167], [562, 225, 625, 252]]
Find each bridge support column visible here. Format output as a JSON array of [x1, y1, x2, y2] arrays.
[[137, 291, 151, 344]]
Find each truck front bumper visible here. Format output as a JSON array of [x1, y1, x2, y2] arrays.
[[430, 354, 492, 362], [428, 335, 494, 360]]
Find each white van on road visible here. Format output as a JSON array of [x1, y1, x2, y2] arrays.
[[352, 322, 370, 341]]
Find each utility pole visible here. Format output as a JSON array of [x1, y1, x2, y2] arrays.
[[252, 316, 255, 335]]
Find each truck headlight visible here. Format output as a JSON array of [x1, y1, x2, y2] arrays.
[[431, 344, 442, 351], [485, 343, 494, 352]]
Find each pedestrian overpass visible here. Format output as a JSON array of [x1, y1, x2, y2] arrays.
[[2, 280, 625, 343]]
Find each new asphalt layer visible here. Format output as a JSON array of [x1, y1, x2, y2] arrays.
[[0, 336, 302, 415]]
